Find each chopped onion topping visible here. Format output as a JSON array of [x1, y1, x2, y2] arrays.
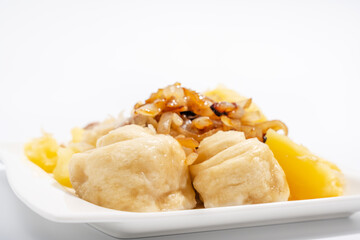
[[128, 83, 288, 152]]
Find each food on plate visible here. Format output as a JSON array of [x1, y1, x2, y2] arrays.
[[24, 83, 344, 212], [195, 130, 246, 165], [204, 85, 267, 123], [70, 127, 84, 143], [53, 147, 74, 188], [68, 117, 124, 153], [190, 131, 289, 208], [24, 133, 59, 173], [265, 129, 344, 200], [129, 83, 288, 151], [69, 125, 196, 212], [96, 124, 155, 147]]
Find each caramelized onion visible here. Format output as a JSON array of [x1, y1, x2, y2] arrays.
[[220, 116, 241, 130], [237, 98, 252, 109], [240, 125, 263, 141], [173, 125, 201, 141], [241, 111, 261, 123], [84, 122, 99, 130], [192, 117, 213, 130], [227, 107, 245, 119], [176, 136, 200, 149], [172, 113, 184, 126], [184, 88, 215, 117], [211, 102, 237, 116], [146, 116, 158, 128], [157, 112, 173, 134], [256, 120, 288, 135], [135, 103, 162, 117], [129, 83, 288, 152]]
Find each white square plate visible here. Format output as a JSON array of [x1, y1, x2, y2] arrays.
[[1, 143, 360, 239]]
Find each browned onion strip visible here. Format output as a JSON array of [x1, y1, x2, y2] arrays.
[[129, 83, 288, 151], [157, 112, 173, 134], [220, 116, 241, 131], [237, 98, 252, 109], [172, 113, 184, 126], [241, 111, 261, 123], [192, 117, 213, 130], [173, 125, 201, 141], [227, 107, 245, 119], [211, 102, 237, 115], [146, 116, 158, 128], [163, 84, 186, 105], [255, 120, 288, 135], [135, 103, 162, 117], [241, 126, 263, 142], [184, 88, 215, 117], [176, 136, 200, 149], [84, 122, 99, 130]]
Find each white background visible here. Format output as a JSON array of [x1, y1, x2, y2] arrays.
[[0, 0, 360, 239]]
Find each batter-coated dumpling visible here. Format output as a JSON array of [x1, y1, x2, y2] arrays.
[[69, 116, 124, 153], [69, 125, 196, 212], [96, 124, 155, 147], [195, 131, 246, 165], [82, 117, 122, 146], [190, 131, 289, 208]]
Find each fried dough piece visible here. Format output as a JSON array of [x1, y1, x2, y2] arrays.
[[195, 131, 246, 165], [69, 125, 196, 212], [190, 131, 289, 208], [69, 116, 124, 153], [96, 124, 155, 147]]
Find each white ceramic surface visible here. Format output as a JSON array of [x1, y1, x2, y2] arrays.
[[1, 143, 360, 239]]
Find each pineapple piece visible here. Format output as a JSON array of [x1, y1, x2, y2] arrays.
[[53, 147, 74, 188], [24, 133, 59, 173], [71, 127, 84, 143], [265, 129, 344, 200], [204, 85, 267, 123]]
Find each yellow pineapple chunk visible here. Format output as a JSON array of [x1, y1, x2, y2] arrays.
[[53, 147, 74, 188], [204, 85, 267, 123], [71, 127, 84, 143], [24, 133, 59, 173], [265, 129, 344, 200]]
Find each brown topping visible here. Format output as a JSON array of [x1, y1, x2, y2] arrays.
[[129, 83, 287, 151], [84, 122, 99, 130]]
